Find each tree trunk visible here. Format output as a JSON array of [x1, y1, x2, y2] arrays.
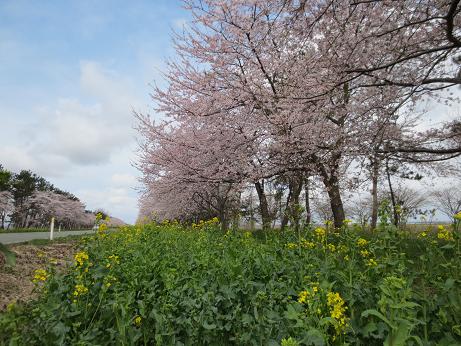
[[281, 176, 303, 230], [385, 159, 399, 226], [290, 177, 303, 231], [305, 177, 311, 225], [370, 158, 380, 230], [326, 180, 345, 228], [254, 181, 271, 230], [319, 165, 345, 228], [281, 183, 293, 230]]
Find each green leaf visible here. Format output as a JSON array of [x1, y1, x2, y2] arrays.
[[362, 309, 395, 329], [301, 329, 325, 346], [202, 321, 216, 330], [361, 321, 378, 337]]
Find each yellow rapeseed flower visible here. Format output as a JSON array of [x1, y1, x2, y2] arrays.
[[134, 316, 142, 327], [454, 211, 461, 220], [108, 254, 120, 264], [298, 290, 310, 304], [32, 268, 48, 283], [360, 250, 370, 257], [74, 251, 89, 267], [73, 284, 88, 297], [357, 238, 368, 247], [366, 258, 378, 267], [327, 291, 348, 336], [314, 227, 326, 239], [437, 228, 453, 241], [300, 239, 315, 249]]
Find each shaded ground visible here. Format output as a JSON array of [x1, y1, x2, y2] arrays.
[[0, 241, 77, 311]]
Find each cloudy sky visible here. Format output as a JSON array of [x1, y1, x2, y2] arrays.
[[0, 0, 189, 224]]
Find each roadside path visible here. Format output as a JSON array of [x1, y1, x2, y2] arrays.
[[0, 230, 95, 244]]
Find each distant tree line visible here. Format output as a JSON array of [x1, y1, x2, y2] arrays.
[[0, 164, 95, 230]]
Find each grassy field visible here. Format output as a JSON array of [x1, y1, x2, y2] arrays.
[[0, 219, 460, 345], [0, 227, 92, 234]]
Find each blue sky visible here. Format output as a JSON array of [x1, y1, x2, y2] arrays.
[[0, 0, 189, 224]]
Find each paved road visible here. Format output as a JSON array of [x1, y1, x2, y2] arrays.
[[0, 230, 96, 244]]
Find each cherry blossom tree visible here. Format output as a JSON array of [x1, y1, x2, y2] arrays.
[[136, 0, 461, 228], [432, 186, 461, 219], [0, 191, 13, 229], [25, 191, 93, 229]]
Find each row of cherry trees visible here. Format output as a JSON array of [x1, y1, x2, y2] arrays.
[[0, 166, 95, 230], [136, 0, 461, 229]]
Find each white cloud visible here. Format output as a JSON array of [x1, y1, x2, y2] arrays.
[[111, 173, 138, 187], [11, 62, 143, 166], [0, 146, 36, 172], [0, 60, 145, 222], [0, 145, 70, 178], [77, 186, 138, 224]]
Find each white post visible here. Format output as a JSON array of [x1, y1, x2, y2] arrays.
[[50, 217, 55, 241]]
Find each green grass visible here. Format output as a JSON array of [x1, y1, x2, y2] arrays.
[[16, 234, 90, 246], [0, 227, 91, 234], [1, 222, 460, 345]]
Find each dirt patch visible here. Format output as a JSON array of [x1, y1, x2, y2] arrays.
[[0, 242, 77, 311]]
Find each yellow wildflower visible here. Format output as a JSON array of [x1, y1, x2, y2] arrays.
[[108, 254, 120, 264], [437, 225, 453, 241], [360, 250, 370, 257], [357, 238, 368, 247], [327, 243, 336, 252], [298, 290, 310, 304], [437, 228, 453, 241], [454, 211, 461, 220], [134, 316, 142, 327], [300, 239, 315, 249], [74, 251, 89, 267], [418, 231, 427, 238], [314, 227, 326, 239], [366, 258, 378, 267], [32, 268, 48, 283], [286, 242, 298, 249], [73, 284, 88, 297], [327, 291, 348, 336]]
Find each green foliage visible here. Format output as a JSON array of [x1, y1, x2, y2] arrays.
[[1, 219, 460, 345], [0, 242, 16, 267]]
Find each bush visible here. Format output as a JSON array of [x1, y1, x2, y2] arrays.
[[1, 221, 460, 345]]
